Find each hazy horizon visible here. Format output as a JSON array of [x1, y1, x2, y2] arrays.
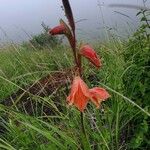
[[0, 0, 149, 43]]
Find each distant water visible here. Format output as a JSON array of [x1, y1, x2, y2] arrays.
[[0, 0, 149, 44]]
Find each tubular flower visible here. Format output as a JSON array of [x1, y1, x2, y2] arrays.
[[67, 76, 90, 112], [79, 45, 102, 68], [89, 87, 110, 108], [48, 24, 66, 35], [67, 76, 110, 111]]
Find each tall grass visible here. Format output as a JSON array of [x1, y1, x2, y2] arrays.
[[0, 31, 149, 150]]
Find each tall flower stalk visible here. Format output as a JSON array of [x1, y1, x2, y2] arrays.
[[48, 0, 110, 147]]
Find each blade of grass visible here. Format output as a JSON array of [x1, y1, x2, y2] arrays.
[[99, 83, 150, 117], [0, 138, 16, 150], [21, 122, 66, 150], [38, 119, 77, 147]]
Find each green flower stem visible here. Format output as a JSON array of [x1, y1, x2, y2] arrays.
[[80, 112, 86, 135], [80, 112, 91, 150]]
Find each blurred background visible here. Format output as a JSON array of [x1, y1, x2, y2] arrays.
[[0, 0, 149, 43]]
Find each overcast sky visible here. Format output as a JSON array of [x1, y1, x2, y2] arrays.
[[0, 0, 149, 43]]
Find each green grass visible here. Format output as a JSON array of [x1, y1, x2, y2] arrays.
[[0, 38, 149, 149], [0, 44, 72, 99]]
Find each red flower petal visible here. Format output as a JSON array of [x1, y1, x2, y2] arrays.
[[89, 87, 110, 108], [67, 76, 90, 112], [49, 24, 66, 35], [79, 45, 102, 68]]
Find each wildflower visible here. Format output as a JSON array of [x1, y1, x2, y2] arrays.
[[79, 45, 102, 68], [67, 76, 110, 111], [67, 76, 90, 112], [48, 24, 66, 35], [89, 87, 110, 108]]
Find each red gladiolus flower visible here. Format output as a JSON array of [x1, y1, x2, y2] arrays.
[[79, 45, 102, 68], [89, 87, 110, 108], [49, 24, 66, 35], [67, 76, 90, 112]]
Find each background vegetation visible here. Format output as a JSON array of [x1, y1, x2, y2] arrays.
[[0, 8, 149, 150]]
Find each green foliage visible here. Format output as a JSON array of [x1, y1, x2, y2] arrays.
[[123, 9, 150, 149], [0, 42, 126, 150], [0, 30, 150, 149]]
